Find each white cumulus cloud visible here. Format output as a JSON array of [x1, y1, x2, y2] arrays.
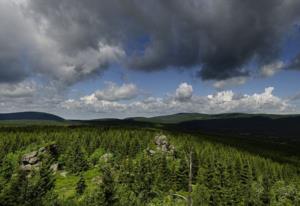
[[82, 82, 139, 102], [62, 83, 291, 117], [175, 83, 193, 101]]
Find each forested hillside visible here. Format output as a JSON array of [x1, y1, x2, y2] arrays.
[[0, 126, 299, 205]]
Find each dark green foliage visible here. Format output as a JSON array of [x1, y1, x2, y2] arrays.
[[76, 175, 86, 196], [0, 125, 299, 205], [176, 158, 189, 191], [64, 139, 88, 174], [84, 165, 118, 206], [0, 169, 29, 206], [35, 157, 55, 198]]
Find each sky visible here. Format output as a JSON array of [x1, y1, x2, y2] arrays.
[[1, 0, 300, 119]]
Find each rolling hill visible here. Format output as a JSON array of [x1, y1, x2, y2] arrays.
[[127, 112, 300, 124], [0, 112, 64, 121]]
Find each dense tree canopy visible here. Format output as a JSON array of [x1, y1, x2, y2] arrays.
[[0, 126, 299, 205]]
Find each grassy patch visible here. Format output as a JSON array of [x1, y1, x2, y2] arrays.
[[54, 168, 100, 199]]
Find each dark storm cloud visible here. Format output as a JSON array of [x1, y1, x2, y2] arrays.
[[27, 0, 300, 80], [0, 59, 28, 83], [286, 53, 300, 70], [0, 1, 32, 83]]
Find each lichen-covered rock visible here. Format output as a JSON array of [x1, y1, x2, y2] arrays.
[[155, 135, 168, 146], [50, 163, 59, 173], [38, 147, 46, 153], [99, 153, 113, 163], [20, 164, 33, 171], [28, 156, 39, 165], [20, 143, 58, 172], [22, 151, 38, 164], [154, 135, 175, 154]]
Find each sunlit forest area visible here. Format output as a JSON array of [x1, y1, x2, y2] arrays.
[[0, 125, 299, 206]]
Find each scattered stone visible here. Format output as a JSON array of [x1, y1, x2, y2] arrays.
[[50, 163, 59, 173], [99, 153, 113, 163], [154, 134, 175, 154], [60, 171, 68, 177], [146, 148, 156, 156]]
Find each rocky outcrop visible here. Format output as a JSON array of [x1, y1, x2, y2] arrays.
[[20, 143, 58, 172], [150, 134, 175, 155], [155, 135, 175, 152]]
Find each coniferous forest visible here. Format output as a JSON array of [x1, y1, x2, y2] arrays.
[[0, 125, 299, 206]]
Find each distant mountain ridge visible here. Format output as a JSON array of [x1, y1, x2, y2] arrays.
[[1, 111, 299, 123], [0, 112, 64, 121], [127, 112, 300, 124]]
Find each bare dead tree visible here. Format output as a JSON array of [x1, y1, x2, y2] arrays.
[[173, 144, 194, 206], [187, 149, 193, 206]]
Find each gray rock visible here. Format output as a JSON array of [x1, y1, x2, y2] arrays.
[[20, 143, 59, 172], [22, 151, 38, 164], [28, 156, 39, 165], [38, 147, 46, 153], [155, 135, 168, 145], [20, 164, 33, 171], [50, 163, 59, 173], [154, 134, 175, 154], [146, 148, 156, 156], [100, 153, 113, 163]]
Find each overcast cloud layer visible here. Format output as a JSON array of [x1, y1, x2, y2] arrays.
[[0, 0, 300, 85], [1, 0, 300, 118], [31, 0, 300, 80]]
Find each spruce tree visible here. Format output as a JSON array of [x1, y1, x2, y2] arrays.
[[155, 154, 170, 192], [0, 169, 29, 206], [76, 175, 86, 196], [176, 158, 189, 191], [99, 165, 118, 206], [261, 175, 271, 205], [65, 140, 88, 174], [36, 157, 55, 197]]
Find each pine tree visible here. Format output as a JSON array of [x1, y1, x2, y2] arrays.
[[84, 165, 118, 206], [193, 166, 210, 206], [261, 175, 271, 205], [134, 154, 155, 202], [0, 169, 29, 206], [99, 165, 118, 206], [193, 184, 210, 206], [36, 157, 55, 197], [176, 158, 189, 191], [155, 154, 170, 192], [0, 155, 14, 192], [0, 155, 14, 181], [65, 140, 88, 174], [76, 175, 86, 195]]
